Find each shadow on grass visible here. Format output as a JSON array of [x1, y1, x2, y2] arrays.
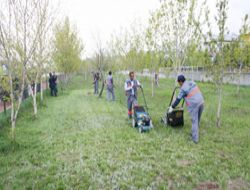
[[0, 140, 26, 154]]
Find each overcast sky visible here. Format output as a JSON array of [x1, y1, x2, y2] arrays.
[[58, 0, 250, 57]]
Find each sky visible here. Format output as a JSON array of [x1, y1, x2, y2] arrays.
[[58, 0, 250, 57]]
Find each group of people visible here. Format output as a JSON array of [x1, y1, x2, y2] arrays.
[[92, 70, 204, 144], [49, 72, 58, 97], [92, 71, 115, 101]]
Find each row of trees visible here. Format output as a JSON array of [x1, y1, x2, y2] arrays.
[[86, 0, 250, 127], [0, 0, 83, 139], [0, 0, 249, 136]]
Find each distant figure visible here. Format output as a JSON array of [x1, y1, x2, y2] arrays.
[[52, 72, 58, 96], [93, 72, 100, 95], [106, 71, 115, 101], [124, 71, 141, 119], [49, 73, 53, 96], [154, 72, 159, 86], [49, 72, 57, 96]]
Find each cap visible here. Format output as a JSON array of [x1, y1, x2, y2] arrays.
[[177, 75, 186, 82]]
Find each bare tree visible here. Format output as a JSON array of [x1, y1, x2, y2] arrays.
[[93, 35, 106, 98]]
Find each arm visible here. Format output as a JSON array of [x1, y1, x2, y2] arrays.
[[124, 82, 132, 91], [134, 80, 141, 88], [172, 89, 186, 108]]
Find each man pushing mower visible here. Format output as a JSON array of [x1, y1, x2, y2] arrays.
[[124, 71, 141, 119], [124, 71, 153, 133], [168, 75, 204, 143]]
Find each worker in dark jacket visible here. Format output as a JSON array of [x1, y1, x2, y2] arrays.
[[52, 72, 58, 96], [124, 71, 141, 119], [49, 73, 53, 96], [169, 75, 204, 143]]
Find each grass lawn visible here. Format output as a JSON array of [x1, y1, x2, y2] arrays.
[[0, 75, 250, 189]]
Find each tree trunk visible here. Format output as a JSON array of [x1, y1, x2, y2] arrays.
[[28, 73, 39, 118], [98, 71, 105, 98], [236, 62, 243, 95], [3, 100, 7, 114], [11, 73, 25, 140], [151, 72, 154, 97], [11, 118, 16, 140], [40, 77, 43, 103], [216, 83, 223, 128], [9, 75, 16, 141], [33, 84, 37, 118], [33, 95, 37, 117]]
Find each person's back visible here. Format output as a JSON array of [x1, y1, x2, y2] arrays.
[[52, 74, 57, 85], [170, 75, 204, 143], [106, 71, 115, 101], [106, 75, 113, 89], [52, 73, 58, 96], [181, 81, 204, 112]]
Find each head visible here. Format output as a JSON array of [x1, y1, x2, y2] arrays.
[[177, 75, 186, 87], [108, 71, 112, 75], [129, 71, 135, 80], [49, 73, 52, 77]]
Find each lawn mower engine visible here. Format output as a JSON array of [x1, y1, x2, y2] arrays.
[[161, 87, 185, 127], [162, 107, 184, 127], [133, 106, 153, 133]]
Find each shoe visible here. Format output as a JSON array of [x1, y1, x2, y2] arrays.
[[193, 140, 198, 144]]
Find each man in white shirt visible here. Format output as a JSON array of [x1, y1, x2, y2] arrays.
[[124, 71, 141, 119]]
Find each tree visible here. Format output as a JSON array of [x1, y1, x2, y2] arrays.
[[52, 17, 84, 83], [202, 0, 230, 127], [108, 20, 146, 71], [0, 67, 10, 114], [0, 0, 53, 139], [234, 15, 250, 94], [26, 0, 55, 117], [148, 0, 206, 75]]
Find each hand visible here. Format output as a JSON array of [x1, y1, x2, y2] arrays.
[[168, 106, 173, 113]]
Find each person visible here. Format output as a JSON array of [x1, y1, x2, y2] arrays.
[[52, 72, 58, 96], [168, 75, 204, 143], [93, 72, 100, 95], [48, 73, 53, 96], [124, 71, 141, 119], [155, 72, 159, 86], [106, 71, 115, 101]]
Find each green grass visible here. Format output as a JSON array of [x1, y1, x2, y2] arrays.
[[0, 75, 250, 189]]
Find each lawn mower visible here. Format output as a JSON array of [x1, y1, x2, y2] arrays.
[[132, 87, 153, 133], [161, 87, 184, 127]]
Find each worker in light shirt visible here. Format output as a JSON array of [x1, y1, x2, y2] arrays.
[[124, 71, 141, 119]]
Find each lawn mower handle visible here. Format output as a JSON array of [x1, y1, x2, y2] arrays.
[[140, 87, 149, 114], [169, 87, 185, 108]]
